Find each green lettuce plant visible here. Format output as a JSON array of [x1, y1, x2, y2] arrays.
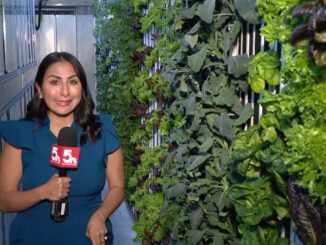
[[230, 1, 326, 244]]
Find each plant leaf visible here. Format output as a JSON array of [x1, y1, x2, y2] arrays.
[[227, 54, 249, 78], [185, 34, 199, 49], [188, 21, 201, 34], [187, 229, 206, 244], [233, 103, 253, 126], [182, 3, 198, 19], [219, 113, 235, 140], [189, 208, 204, 229], [234, 0, 260, 24], [165, 183, 187, 199], [186, 154, 211, 172], [197, 0, 216, 23], [187, 46, 207, 72]]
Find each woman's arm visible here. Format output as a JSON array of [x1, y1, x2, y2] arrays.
[[86, 147, 125, 244], [0, 142, 71, 212]]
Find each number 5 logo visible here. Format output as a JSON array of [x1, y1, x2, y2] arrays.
[[51, 146, 60, 163], [62, 149, 78, 165]]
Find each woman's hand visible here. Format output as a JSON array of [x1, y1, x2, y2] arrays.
[[43, 173, 71, 201], [86, 212, 108, 245]]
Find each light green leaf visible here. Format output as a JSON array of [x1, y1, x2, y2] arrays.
[[180, 80, 188, 93], [185, 34, 198, 49], [250, 76, 265, 93]]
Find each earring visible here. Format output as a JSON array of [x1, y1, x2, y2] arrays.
[[39, 94, 43, 99]]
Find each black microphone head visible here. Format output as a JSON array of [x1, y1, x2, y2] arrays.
[[57, 127, 77, 147]]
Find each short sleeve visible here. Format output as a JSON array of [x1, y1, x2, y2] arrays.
[[99, 114, 121, 154], [0, 120, 34, 150]]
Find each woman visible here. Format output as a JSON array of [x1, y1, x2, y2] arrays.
[[0, 52, 124, 245]]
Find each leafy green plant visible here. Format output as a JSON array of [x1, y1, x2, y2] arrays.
[[248, 51, 281, 93], [230, 1, 326, 244], [256, 0, 301, 44], [126, 0, 181, 243], [159, 0, 259, 244], [94, 0, 142, 199]]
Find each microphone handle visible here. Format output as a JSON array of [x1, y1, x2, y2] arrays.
[[51, 168, 69, 222], [59, 168, 66, 177]]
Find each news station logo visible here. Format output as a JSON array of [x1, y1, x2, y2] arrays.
[[50, 144, 80, 168]]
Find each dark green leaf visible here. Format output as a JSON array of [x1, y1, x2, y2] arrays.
[[182, 3, 198, 19], [199, 138, 214, 152], [165, 183, 187, 199], [188, 22, 201, 34], [219, 113, 235, 140], [189, 208, 204, 229], [187, 229, 205, 244], [234, 0, 260, 24], [186, 154, 211, 171], [227, 54, 249, 78], [197, 0, 216, 23], [213, 87, 237, 107], [233, 103, 253, 126], [184, 97, 196, 116], [187, 46, 207, 72]]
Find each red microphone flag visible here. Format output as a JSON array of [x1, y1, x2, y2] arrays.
[[50, 144, 80, 169]]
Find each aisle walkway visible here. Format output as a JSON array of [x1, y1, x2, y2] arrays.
[[111, 201, 140, 245], [102, 182, 140, 245]]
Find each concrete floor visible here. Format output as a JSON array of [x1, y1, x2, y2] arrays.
[[111, 201, 140, 245], [102, 182, 140, 245]]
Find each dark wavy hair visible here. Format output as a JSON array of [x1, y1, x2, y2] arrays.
[[25, 51, 102, 143]]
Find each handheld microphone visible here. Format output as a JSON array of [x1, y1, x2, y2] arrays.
[[49, 127, 80, 222]]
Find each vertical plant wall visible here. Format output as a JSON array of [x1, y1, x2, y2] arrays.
[[230, 0, 326, 244], [94, 0, 142, 198], [161, 0, 258, 243], [128, 1, 180, 243], [94, 0, 326, 244]]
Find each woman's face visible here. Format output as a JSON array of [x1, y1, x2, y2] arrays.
[[36, 60, 83, 120]]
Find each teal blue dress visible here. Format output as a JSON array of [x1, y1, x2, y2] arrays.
[[0, 114, 120, 245]]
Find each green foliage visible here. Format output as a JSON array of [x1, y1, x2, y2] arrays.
[[160, 0, 255, 244], [130, 177, 167, 242], [239, 225, 289, 245], [256, 0, 301, 44], [248, 51, 281, 93], [235, 0, 260, 24], [231, 0, 326, 244], [96, 0, 326, 244], [94, 0, 142, 199], [126, 0, 181, 243], [229, 177, 288, 225]]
